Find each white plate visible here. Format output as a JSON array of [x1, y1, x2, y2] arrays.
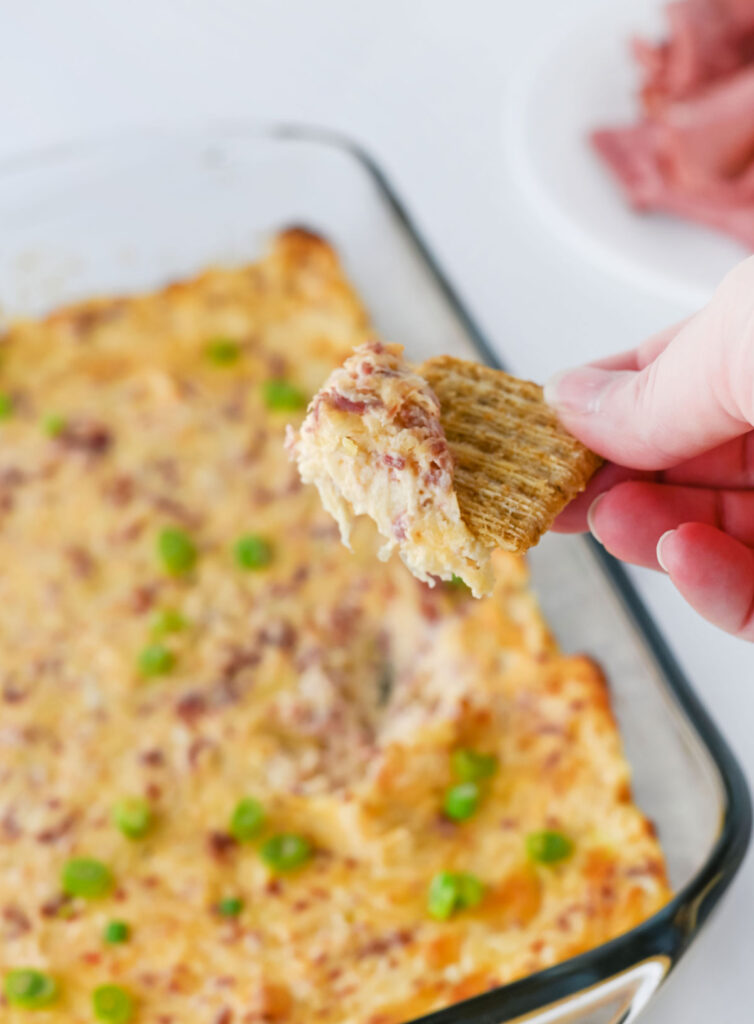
[[505, 0, 749, 308]]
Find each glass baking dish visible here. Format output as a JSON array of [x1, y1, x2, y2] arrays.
[[0, 124, 749, 1024]]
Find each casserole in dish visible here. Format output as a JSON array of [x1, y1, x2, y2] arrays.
[[0, 126, 749, 1024]]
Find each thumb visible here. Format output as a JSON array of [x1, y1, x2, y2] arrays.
[[544, 257, 754, 470]]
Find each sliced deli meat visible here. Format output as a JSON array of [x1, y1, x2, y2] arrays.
[[635, 0, 754, 106], [593, 0, 754, 247]]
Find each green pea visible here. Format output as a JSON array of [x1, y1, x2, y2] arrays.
[[229, 797, 265, 841], [113, 797, 152, 839], [260, 833, 312, 873], [137, 643, 175, 677], [4, 968, 58, 1009], [234, 534, 273, 570], [456, 872, 484, 910], [427, 871, 484, 920], [446, 574, 469, 591], [427, 871, 458, 921], [262, 378, 307, 411], [216, 897, 243, 917], [61, 858, 113, 899], [42, 413, 67, 438], [157, 527, 197, 576], [443, 782, 481, 822], [103, 920, 130, 944], [92, 984, 134, 1023], [206, 338, 240, 365], [526, 830, 574, 864], [451, 748, 499, 783], [150, 607, 186, 638]]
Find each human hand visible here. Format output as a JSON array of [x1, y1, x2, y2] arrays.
[[544, 256, 754, 641]]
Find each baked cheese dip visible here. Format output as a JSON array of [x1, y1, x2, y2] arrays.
[[287, 340, 493, 597], [0, 229, 670, 1024]]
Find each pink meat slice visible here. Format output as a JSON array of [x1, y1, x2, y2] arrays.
[[592, 124, 754, 248], [593, 0, 754, 248], [646, 66, 754, 194], [635, 0, 754, 106]]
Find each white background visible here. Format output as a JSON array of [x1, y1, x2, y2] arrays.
[[2, 1, 752, 1019]]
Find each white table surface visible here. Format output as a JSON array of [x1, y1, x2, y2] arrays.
[[2, 0, 752, 1019]]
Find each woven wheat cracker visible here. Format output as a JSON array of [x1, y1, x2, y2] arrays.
[[422, 356, 602, 552]]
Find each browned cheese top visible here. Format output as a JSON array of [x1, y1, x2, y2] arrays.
[[0, 230, 669, 1024]]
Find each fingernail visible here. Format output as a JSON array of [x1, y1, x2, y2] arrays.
[[587, 493, 607, 545], [544, 367, 620, 415], [656, 529, 675, 573]]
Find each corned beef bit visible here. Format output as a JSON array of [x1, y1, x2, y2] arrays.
[[39, 893, 74, 918], [64, 545, 96, 579], [206, 831, 239, 860], [49, 300, 127, 338], [174, 692, 208, 725], [0, 471, 19, 513], [0, 466, 25, 488], [103, 473, 136, 505], [2, 904, 31, 938], [258, 618, 297, 650], [392, 514, 408, 541], [219, 645, 262, 682], [187, 737, 216, 769], [127, 582, 160, 614], [56, 419, 113, 455], [109, 518, 147, 546], [593, 0, 754, 248], [324, 391, 382, 415], [150, 493, 201, 528], [2, 682, 28, 703], [139, 748, 166, 767], [35, 811, 79, 844], [0, 811, 21, 841]]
